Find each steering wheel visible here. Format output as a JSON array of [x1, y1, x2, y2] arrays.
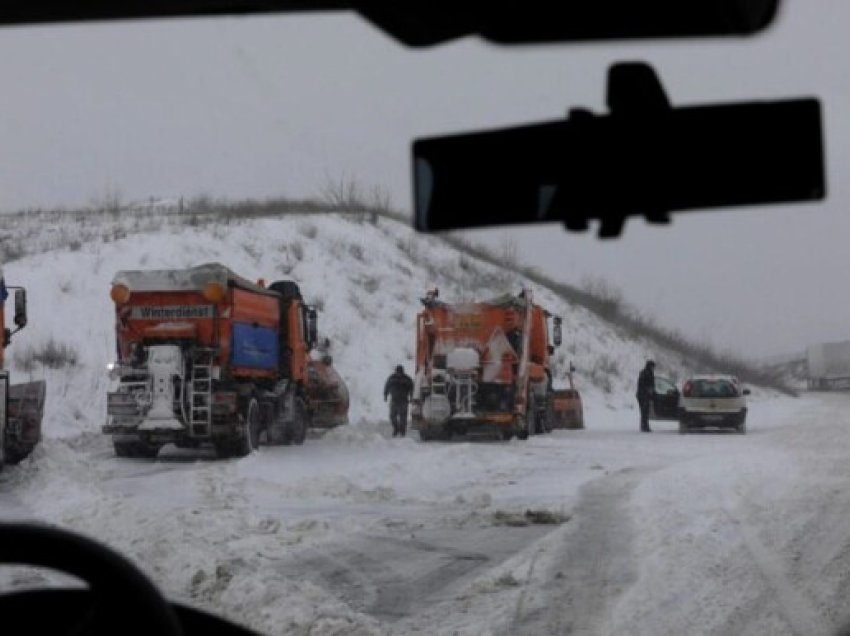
[[0, 522, 182, 635]]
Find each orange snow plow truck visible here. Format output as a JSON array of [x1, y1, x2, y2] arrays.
[[0, 266, 45, 468], [412, 288, 576, 441], [103, 263, 348, 458]]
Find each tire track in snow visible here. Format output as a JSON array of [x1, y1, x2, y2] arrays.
[[508, 467, 652, 636], [722, 492, 832, 636]]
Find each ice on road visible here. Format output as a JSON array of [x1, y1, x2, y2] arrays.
[[4, 394, 850, 635]]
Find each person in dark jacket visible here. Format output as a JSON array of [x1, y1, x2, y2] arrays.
[[636, 360, 656, 433], [384, 365, 414, 437]]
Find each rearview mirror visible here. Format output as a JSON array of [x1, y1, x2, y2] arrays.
[[553, 316, 563, 347], [414, 63, 824, 238], [743, 388, 751, 396], [13, 289, 27, 329], [362, 2, 780, 46], [304, 307, 319, 350]]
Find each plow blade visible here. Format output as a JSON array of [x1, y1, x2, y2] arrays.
[[7, 380, 46, 463], [549, 388, 584, 430], [306, 361, 350, 429]]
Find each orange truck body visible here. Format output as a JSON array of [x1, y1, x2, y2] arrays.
[[0, 267, 45, 466], [412, 289, 568, 440], [112, 281, 306, 383], [104, 263, 347, 458]]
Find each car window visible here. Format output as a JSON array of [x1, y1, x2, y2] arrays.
[[689, 379, 739, 398], [655, 377, 677, 394]]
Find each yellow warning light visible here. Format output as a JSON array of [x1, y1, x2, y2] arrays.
[[110, 284, 131, 305], [202, 281, 227, 303]]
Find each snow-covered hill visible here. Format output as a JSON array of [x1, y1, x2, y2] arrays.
[[4, 209, 748, 440]]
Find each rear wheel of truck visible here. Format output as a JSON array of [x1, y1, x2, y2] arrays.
[[528, 392, 548, 435], [233, 398, 261, 458], [516, 413, 529, 440], [287, 398, 307, 446]]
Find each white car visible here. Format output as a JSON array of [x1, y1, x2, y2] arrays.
[[679, 375, 750, 434]]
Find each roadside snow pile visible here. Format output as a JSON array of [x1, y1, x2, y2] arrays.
[[320, 418, 393, 445]]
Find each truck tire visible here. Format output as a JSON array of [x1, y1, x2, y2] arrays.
[[287, 398, 307, 446], [232, 398, 260, 458], [516, 413, 529, 441], [678, 419, 689, 435]]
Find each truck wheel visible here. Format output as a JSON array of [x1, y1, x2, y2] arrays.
[[113, 442, 132, 458], [233, 398, 260, 458], [516, 413, 529, 440], [289, 398, 307, 446], [678, 420, 689, 435], [135, 443, 161, 459], [737, 419, 747, 435]]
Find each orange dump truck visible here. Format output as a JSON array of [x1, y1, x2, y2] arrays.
[[0, 266, 45, 468], [412, 288, 572, 440], [103, 263, 347, 458]]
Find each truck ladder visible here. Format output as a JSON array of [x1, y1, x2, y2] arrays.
[[189, 349, 215, 437]]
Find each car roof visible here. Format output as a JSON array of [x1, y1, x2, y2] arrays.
[[685, 374, 740, 382]]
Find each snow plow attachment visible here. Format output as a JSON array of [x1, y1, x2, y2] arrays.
[[6, 379, 45, 463], [549, 388, 584, 430], [306, 360, 350, 429]]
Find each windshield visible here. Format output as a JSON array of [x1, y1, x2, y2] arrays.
[[686, 379, 740, 398], [0, 5, 847, 636]]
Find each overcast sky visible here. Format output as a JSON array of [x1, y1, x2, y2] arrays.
[[0, 2, 845, 360]]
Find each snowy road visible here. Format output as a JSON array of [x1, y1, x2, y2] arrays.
[[4, 394, 850, 635]]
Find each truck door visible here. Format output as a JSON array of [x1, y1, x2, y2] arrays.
[[651, 376, 680, 420]]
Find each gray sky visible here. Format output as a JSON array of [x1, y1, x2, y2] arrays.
[[0, 2, 845, 359]]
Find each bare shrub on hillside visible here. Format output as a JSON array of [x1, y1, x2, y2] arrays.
[[348, 244, 365, 262], [357, 276, 380, 294], [588, 354, 620, 393], [297, 222, 318, 239], [0, 239, 25, 262], [14, 338, 79, 372], [499, 237, 518, 269], [581, 276, 624, 323]]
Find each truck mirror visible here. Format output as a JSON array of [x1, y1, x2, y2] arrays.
[[547, 345, 555, 355], [13, 288, 27, 329], [306, 308, 319, 349], [553, 316, 562, 347], [569, 362, 576, 373]]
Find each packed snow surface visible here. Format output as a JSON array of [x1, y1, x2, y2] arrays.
[[1, 212, 841, 635]]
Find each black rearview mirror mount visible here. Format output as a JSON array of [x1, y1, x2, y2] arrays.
[[413, 62, 824, 239]]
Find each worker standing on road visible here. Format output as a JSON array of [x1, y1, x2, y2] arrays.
[[384, 365, 414, 437], [636, 360, 656, 433]]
